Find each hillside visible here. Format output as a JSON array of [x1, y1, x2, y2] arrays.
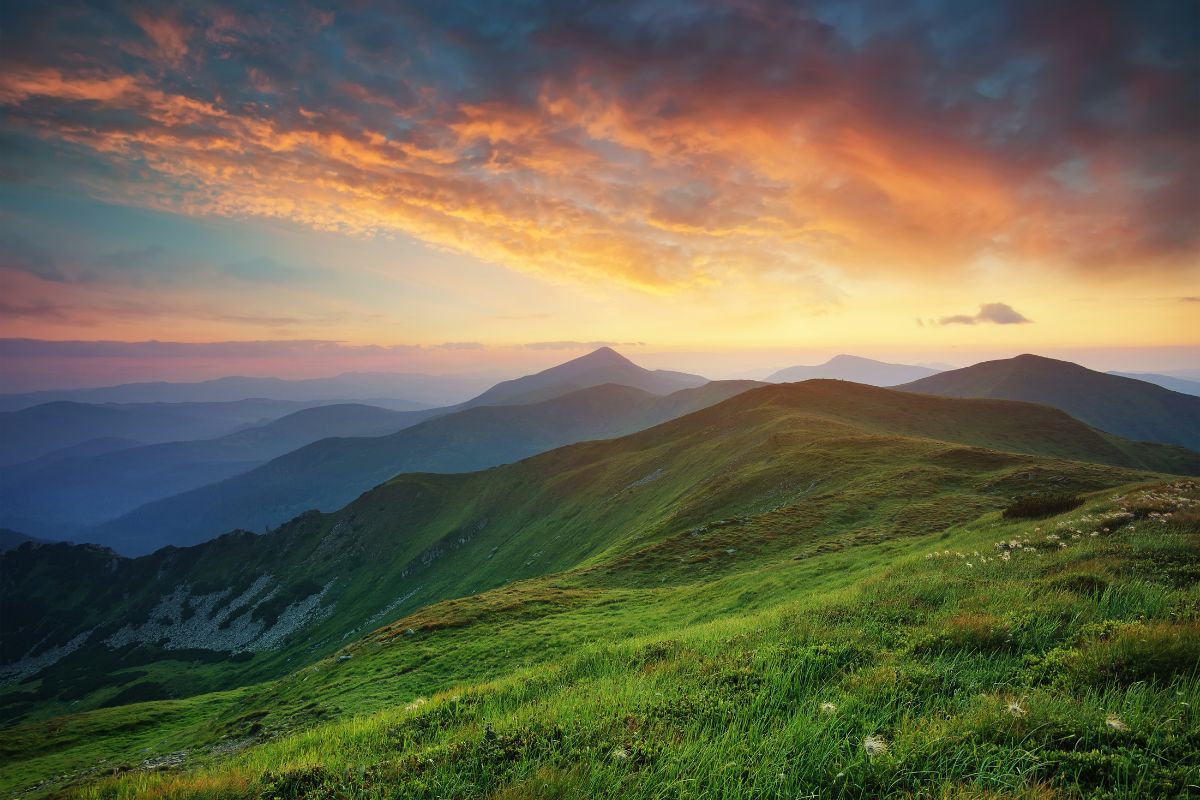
[[81, 381, 762, 554], [466, 347, 706, 406], [901, 354, 1200, 452], [1, 382, 1197, 798], [768, 354, 939, 385], [3, 381, 1191, 720], [0, 404, 431, 538]]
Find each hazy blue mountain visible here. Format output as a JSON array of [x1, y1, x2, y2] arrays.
[[767, 354, 940, 386], [0, 404, 435, 538], [0, 528, 53, 551], [84, 380, 761, 555], [901, 354, 1200, 452], [1108, 372, 1200, 397], [0, 372, 490, 412], [0, 398, 319, 467], [466, 347, 707, 406]]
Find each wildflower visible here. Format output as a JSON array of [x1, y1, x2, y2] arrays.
[[1006, 700, 1026, 717], [863, 735, 889, 757], [611, 746, 629, 762], [820, 702, 837, 715], [966, 562, 974, 568], [1105, 715, 1128, 732], [404, 697, 428, 712]]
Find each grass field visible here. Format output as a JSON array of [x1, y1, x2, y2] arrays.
[[4, 476, 1197, 799]]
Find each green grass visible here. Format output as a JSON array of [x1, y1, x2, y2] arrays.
[[4, 479, 1198, 798]]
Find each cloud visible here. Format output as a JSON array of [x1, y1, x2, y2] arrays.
[[437, 341, 484, 350], [1182, 296, 1200, 303], [938, 302, 1032, 326], [0, 0, 1193, 297]]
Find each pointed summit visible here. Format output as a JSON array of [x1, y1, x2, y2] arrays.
[[568, 346, 635, 368], [466, 347, 706, 408]]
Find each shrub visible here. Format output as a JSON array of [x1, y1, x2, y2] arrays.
[[1002, 493, 1083, 520]]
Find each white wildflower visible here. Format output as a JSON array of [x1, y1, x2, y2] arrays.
[[863, 735, 889, 757]]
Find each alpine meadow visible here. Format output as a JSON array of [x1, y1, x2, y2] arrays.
[[0, 2, 1197, 799]]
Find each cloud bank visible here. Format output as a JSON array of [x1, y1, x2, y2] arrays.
[[0, 0, 1195, 299]]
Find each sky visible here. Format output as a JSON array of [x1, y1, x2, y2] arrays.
[[0, 0, 1197, 388]]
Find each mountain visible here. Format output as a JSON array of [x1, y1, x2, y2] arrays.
[[466, 347, 707, 406], [0, 372, 490, 412], [80, 381, 762, 555], [767, 354, 940, 385], [1109, 371, 1200, 397], [3, 381, 1198, 798], [0, 398, 322, 467], [0, 404, 433, 538], [900, 354, 1200, 452], [1, 380, 1192, 724], [0, 529, 51, 551]]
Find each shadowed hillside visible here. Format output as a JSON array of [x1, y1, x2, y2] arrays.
[[82, 381, 761, 554], [3, 380, 1190, 727], [900, 354, 1200, 452], [2, 379, 1197, 798]]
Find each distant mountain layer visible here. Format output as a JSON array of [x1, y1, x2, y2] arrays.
[[0, 403, 433, 538], [0, 398, 318, 467], [901, 354, 1200, 452], [3, 379, 1191, 724], [0, 528, 51, 551], [0, 372, 489, 411], [1108, 372, 1200, 397], [83, 381, 762, 555], [768, 354, 940, 386], [467, 347, 706, 406]]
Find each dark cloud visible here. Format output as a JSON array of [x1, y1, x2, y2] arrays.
[[938, 302, 1032, 326]]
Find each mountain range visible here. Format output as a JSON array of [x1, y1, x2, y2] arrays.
[[3, 357, 1199, 798], [3, 378, 1192, 723], [0, 348, 713, 547], [0, 398, 323, 468], [0, 404, 430, 538], [0, 372, 488, 412], [80, 380, 760, 555], [1108, 371, 1200, 397], [767, 354, 940, 385], [900, 354, 1200, 452]]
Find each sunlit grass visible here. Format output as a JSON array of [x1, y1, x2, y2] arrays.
[[6, 480, 1194, 798]]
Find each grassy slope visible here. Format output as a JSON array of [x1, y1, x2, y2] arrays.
[[2, 382, 1199, 797], [3, 383, 1192, 727], [3, 480, 1197, 799]]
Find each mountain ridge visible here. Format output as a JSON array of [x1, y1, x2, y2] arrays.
[[767, 354, 940, 385], [900, 354, 1200, 451]]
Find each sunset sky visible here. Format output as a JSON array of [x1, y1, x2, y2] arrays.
[[0, 0, 1196, 388]]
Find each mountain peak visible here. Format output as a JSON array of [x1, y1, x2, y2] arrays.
[[571, 346, 633, 367]]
